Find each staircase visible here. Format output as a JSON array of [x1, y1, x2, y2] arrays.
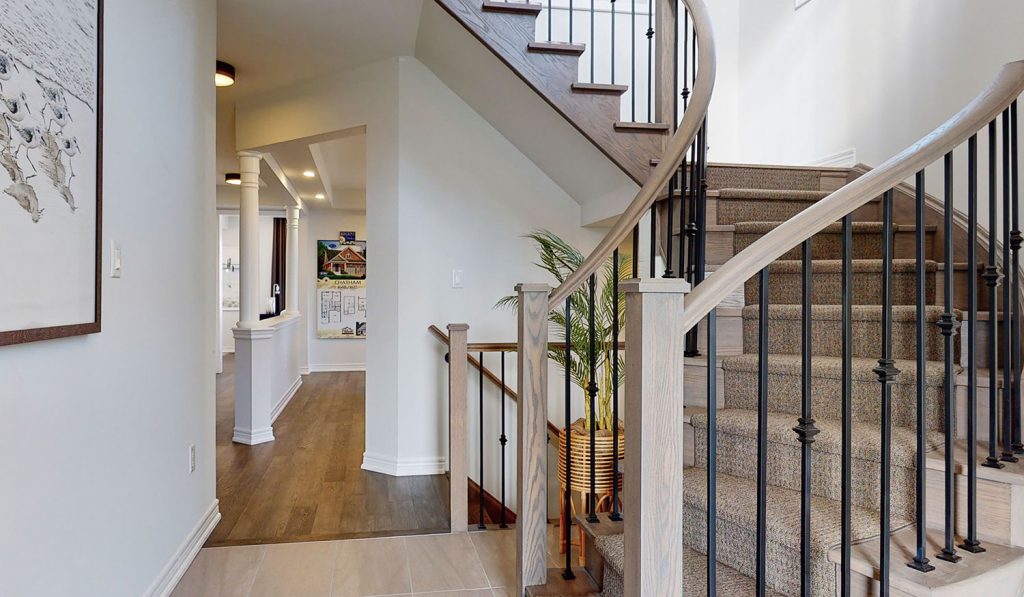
[[433, 0, 1024, 595]]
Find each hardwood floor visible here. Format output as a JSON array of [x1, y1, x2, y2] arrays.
[[207, 355, 451, 547]]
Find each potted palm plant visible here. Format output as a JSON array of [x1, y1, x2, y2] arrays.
[[497, 230, 628, 506]]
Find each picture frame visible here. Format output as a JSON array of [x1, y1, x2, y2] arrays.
[[0, 0, 104, 346]]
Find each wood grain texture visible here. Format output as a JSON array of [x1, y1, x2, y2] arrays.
[[682, 61, 1024, 333], [622, 279, 689, 597], [654, 0, 677, 127], [516, 284, 551, 594], [433, 0, 667, 184], [208, 355, 449, 547], [548, 0, 716, 309], [448, 323, 471, 533]]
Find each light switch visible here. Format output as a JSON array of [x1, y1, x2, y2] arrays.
[[110, 241, 122, 278], [452, 269, 464, 289]]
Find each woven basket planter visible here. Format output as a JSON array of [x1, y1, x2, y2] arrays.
[[556, 418, 626, 494]]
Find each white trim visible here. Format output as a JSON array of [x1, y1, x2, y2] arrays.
[[361, 452, 447, 477], [271, 377, 302, 423], [232, 426, 275, 445], [300, 366, 311, 375], [308, 363, 366, 373], [222, 348, 235, 355], [809, 148, 857, 168], [145, 500, 221, 597]]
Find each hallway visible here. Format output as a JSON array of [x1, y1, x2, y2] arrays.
[[209, 356, 450, 546]]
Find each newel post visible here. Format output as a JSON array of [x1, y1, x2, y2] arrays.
[[516, 284, 550, 595], [622, 278, 689, 597], [448, 323, 470, 534], [654, 0, 678, 127]]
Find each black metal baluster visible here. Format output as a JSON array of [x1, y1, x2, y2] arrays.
[[1011, 100, 1023, 455], [630, 0, 636, 122], [610, 0, 616, 85], [632, 224, 640, 278], [794, 238, 818, 596], [1002, 109, 1019, 464], [587, 273, 600, 523], [589, 0, 595, 83], [695, 120, 709, 288], [646, 5, 653, 123], [499, 351, 508, 529], [547, 0, 552, 41], [960, 135, 985, 553], [909, 171, 936, 571], [875, 190, 899, 592], [563, 297, 576, 580], [665, 176, 676, 277], [983, 119, 1006, 471], [569, 0, 574, 44], [841, 214, 853, 596], [479, 352, 486, 530], [707, 305, 718, 597], [650, 205, 657, 277], [611, 249, 622, 522], [936, 152, 962, 562], [757, 267, 768, 597], [682, 9, 690, 112]]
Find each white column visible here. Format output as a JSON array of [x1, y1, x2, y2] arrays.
[[284, 206, 301, 315], [237, 151, 261, 328]]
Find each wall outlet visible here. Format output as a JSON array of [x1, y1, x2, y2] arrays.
[[451, 269, 465, 289], [188, 445, 196, 474]]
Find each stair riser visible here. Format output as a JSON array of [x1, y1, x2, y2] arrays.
[[744, 270, 935, 306], [722, 368, 945, 432], [716, 198, 879, 226], [740, 316, 947, 361], [733, 230, 934, 262], [692, 426, 918, 520], [706, 165, 844, 192]]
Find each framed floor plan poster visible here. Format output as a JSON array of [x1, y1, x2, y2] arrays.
[[316, 239, 366, 339], [0, 0, 103, 346]]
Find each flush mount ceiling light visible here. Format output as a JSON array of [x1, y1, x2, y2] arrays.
[[315, 193, 325, 200], [303, 170, 316, 178], [225, 173, 241, 185], [215, 61, 236, 87]]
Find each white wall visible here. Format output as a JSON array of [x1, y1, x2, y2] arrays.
[[0, 0, 218, 595], [301, 207, 368, 372]]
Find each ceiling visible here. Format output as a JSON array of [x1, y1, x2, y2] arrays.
[[216, 0, 424, 103]]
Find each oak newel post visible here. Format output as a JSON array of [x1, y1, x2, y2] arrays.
[[448, 323, 470, 534], [623, 278, 689, 597], [516, 284, 550, 595]]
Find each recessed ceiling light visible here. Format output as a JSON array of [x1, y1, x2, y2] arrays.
[[303, 170, 316, 178], [215, 61, 236, 87], [315, 193, 325, 200], [225, 172, 241, 185]]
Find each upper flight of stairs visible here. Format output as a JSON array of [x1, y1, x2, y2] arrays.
[[581, 162, 1024, 596]]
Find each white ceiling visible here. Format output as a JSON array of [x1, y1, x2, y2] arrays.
[[216, 0, 424, 103]]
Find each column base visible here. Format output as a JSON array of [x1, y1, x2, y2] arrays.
[[232, 427, 275, 445]]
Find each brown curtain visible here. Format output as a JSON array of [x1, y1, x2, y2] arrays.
[[269, 217, 287, 316]]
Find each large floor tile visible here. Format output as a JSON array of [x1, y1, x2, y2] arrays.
[[171, 545, 264, 597], [410, 591, 493, 597], [248, 540, 337, 597], [332, 537, 412, 597], [405, 534, 490, 593], [469, 530, 515, 588]]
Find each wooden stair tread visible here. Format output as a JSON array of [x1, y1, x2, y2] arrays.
[[571, 82, 628, 95], [614, 121, 671, 133], [481, 1, 543, 15], [527, 41, 586, 55]]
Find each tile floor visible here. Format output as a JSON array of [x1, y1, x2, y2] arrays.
[[172, 526, 579, 597]]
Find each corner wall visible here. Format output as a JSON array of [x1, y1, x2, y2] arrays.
[[0, 0, 218, 595]]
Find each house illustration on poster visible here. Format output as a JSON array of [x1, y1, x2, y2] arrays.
[[322, 247, 366, 278]]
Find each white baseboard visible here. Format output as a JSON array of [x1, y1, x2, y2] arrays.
[[222, 348, 235, 355], [145, 499, 221, 597], [300, 366, 310, 375], [361, 452, 447, 476], [271, 377, 302, 423], [809, 148, 857, 168], [308, 363, 366, 373], [233, 427, 275, 445]]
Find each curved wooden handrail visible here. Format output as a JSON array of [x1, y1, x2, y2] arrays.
[[548, 0, 717, 310], [681, 60, 1024, 333]]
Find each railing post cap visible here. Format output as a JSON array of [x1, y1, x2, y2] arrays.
[[447, 323, 470, 332], [620, 278, 691, 294], [515, 283, 551, 293]]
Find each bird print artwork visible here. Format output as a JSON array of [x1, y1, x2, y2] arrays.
[[0, 90, 30, 121], [0, 51, 19, 90], [40, 131, 74, 211], [4, 180, 43, 222]]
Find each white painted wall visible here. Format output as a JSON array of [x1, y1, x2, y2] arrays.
[[0, 0, 218, 595], [301, 207, 369, 372]]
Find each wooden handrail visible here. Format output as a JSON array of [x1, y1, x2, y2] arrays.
[[548, 0, 717, 310], [681, 60, 1024, 333], [428, 325, 560, 440]]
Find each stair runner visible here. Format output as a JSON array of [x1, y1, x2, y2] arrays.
[[591, 166, 958, 596]]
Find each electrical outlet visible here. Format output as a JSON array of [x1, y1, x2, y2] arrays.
[[188, 445, 196, 474]]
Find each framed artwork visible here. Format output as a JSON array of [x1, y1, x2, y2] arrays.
[[316, 239, 367, 339], [0, 0, 103, 346]]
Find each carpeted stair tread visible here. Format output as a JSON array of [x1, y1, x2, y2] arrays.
[[744, 258, 937, 306], [706, 165, 827, 192], [718, 188, 832, 201], [721, 352, 950, 383], [593, 538, 783, 597], [740, 304, 952, 361], [759, 257, 934, 273]]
